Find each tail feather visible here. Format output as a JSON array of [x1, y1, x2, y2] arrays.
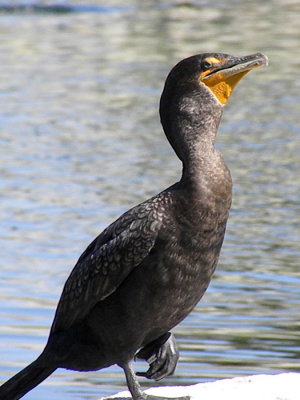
[[0, 358, 56, 400]]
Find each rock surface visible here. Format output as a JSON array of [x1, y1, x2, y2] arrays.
[[100, 373, 300, 400]]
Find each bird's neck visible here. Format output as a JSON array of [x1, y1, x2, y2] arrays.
[[172, 110, 223, 183], [181, 138, 216, 183], [176, 115, 232, 219], [160, 85, 224, 184], [160, 91, 223, 166]]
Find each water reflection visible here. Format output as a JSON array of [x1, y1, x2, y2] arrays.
[[0, 1, 299, 399]]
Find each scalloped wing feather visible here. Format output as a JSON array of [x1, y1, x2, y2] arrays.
[[50, 205, 162, 333]]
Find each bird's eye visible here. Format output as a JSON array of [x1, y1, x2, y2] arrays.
[[202, 60, 212, 70]]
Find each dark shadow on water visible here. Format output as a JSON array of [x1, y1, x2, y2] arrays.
[[0, 3, 133, 14]]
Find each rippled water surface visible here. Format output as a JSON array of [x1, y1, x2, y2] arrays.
[[0, 1, 299, 399]]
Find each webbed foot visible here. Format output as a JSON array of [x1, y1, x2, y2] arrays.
[[135, 332, 179, 381], [121, 361, 189, 400]]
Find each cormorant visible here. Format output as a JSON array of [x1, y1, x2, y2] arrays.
[[0, 52, 268, 400]]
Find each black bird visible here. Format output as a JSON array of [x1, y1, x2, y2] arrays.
[[0, 52, 268, 400]]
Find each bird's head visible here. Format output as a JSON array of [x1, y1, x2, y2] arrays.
[[159, 52, 268, 161], [198, 52, 269, 105], [160, 52, 268, 110]]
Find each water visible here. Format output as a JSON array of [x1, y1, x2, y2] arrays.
[[0, 1, 299, 399]]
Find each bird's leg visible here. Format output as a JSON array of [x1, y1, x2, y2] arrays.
[[122, 362, 146, 400], [135, 332, 179, 381], [121, 361, 190, 400]]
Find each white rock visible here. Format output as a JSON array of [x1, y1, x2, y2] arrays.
[[100, 373, 300, 400]]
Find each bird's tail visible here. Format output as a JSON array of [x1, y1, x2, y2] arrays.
[[0, 357, 56, 400]]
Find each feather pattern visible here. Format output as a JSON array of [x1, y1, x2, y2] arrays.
[[51, 195, 166, 333]]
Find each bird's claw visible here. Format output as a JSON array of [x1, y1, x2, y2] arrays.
[[135, 332, 179, 381]]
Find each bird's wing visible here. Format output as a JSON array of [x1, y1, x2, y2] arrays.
[[50, 203, 162, 333]]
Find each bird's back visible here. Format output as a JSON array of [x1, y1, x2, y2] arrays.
[[45, 168, 231, 370]]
